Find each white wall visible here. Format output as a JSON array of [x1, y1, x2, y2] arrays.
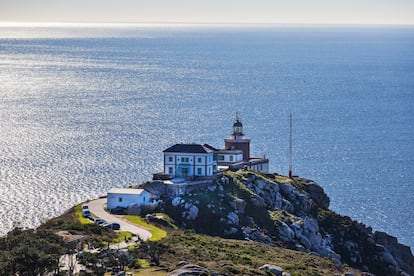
[[249, 162, 269, 173], [217, 153, 243, 163], [164, 152, 216, 177], [107, 190, 151, 210]]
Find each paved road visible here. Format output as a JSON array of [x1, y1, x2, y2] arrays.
[[87, 198, 152, 241]]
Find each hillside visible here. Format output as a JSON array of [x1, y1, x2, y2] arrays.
[[149, 169, 413, 276], [2, 170, 412, 275]]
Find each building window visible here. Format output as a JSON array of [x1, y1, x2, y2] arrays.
[[197, 168, 202, 175], [143, 196, 146, 202], [181, 157, 189, 162], [119, 197, 123, 202], [168, 156, 173, 162], [168, 167, 173, 174], [229, 155, 234, 162], [197, 157, 202, 163], [218, 155, 224, 161]]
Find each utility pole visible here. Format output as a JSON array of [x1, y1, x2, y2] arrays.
[[289, 113, 293, 179]]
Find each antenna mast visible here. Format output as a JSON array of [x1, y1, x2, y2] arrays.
[[289, 113, 293, 179]]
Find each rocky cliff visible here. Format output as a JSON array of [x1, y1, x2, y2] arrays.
[[156, 170, 413, 276]]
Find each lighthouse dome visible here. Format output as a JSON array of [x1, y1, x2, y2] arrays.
[[232, 118, 243, 135], [233, 120, 242, 127]]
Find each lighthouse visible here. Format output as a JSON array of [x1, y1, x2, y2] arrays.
[[224, 114, 251, 161]]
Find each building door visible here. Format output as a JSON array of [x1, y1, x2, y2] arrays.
[[177, 164, 190, 178]]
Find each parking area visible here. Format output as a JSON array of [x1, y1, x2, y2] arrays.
[[87, 198, 152, 241]]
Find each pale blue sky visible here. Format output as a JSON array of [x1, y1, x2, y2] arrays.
[[1, 0, 413, 25]]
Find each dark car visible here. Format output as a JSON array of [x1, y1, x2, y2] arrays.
[[103, 222, 120, 230]]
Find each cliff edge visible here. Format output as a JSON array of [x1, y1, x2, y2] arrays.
[[153, 170, 413, 276]]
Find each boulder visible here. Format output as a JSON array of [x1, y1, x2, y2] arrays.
[[227, 212, 239, 225], [231, 198, 246, 213], [189, 205, 199, 220], [168, 263, 209, 276], [281, 199, 294, 213], [296, 233, 312, 250], [172, 197, 181, 207], [243, 227, 272, 244], [279, 183, 294, 197], [304, 181, 330, 209], [259, 264, 283, 276], [373, 231, 414, 275], [278, 222, 295, 242], [207, 184, 216, 192], [251, 194, 266, 207]]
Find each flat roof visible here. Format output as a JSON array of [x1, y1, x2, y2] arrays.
[[108, 188, 147, 195]]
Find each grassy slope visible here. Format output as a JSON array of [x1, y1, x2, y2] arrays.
[[153, 230, 343, 276], [124, 215, 167, 241], [40, 204, 118, 246], [74, 203, 93, 224]]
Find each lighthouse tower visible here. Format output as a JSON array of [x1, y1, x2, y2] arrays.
[[224, 114, 251, 161]]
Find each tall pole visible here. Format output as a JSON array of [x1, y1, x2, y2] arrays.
[[289, 113, 293, 179]]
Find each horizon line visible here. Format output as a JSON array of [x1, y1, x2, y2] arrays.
[[1, 21, 414, 28]]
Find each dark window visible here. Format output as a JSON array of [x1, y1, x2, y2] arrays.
[[119, 197, 122, 202]]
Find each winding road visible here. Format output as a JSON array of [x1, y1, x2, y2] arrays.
[[87, 198, 152, 241]]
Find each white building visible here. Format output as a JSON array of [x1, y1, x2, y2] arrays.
[[163, 143, 217, 178], [216, 149, 244, 170], [107, 188, 154, 211]]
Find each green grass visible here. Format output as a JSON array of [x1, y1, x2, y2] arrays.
[[137, 259, 150, 268], [111, 231, 133, 244], [124, 216, 167, 241], [275, 175, 293, 183], [74, 204, 93, 224], [144, 231, 350, 276]]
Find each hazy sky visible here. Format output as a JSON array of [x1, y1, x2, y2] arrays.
[[1, 0, 413, 25]]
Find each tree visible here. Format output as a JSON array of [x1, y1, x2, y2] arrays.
[[0, 228, 65, 275]]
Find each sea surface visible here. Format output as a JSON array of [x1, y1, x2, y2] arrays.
[[0, 24, 413, 249]]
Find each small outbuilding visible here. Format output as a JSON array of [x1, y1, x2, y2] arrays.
[[107, 188, 154, 211]]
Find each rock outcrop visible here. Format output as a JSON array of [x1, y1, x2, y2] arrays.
[[168, 263, 209, 276], [157, 170, 414, 276], [258, 264, 284, 276]]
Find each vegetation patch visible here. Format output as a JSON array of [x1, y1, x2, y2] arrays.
[[111, 231, 133, 244], [133, 230, 342, 276], [275, 175, 293, 183], [124, 215, 167, 241], [74, 203, 93, 224], [39, 205, 117, 247], [0, 228, 65, 275]]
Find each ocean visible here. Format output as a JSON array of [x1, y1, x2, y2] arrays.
[[0, 24, 413, 250]]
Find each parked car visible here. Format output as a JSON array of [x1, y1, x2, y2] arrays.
[[103, 223, 120, 230], [94, 218, 106, 225], [82, 205, 89, 210], [82, 209, 91, 218]]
